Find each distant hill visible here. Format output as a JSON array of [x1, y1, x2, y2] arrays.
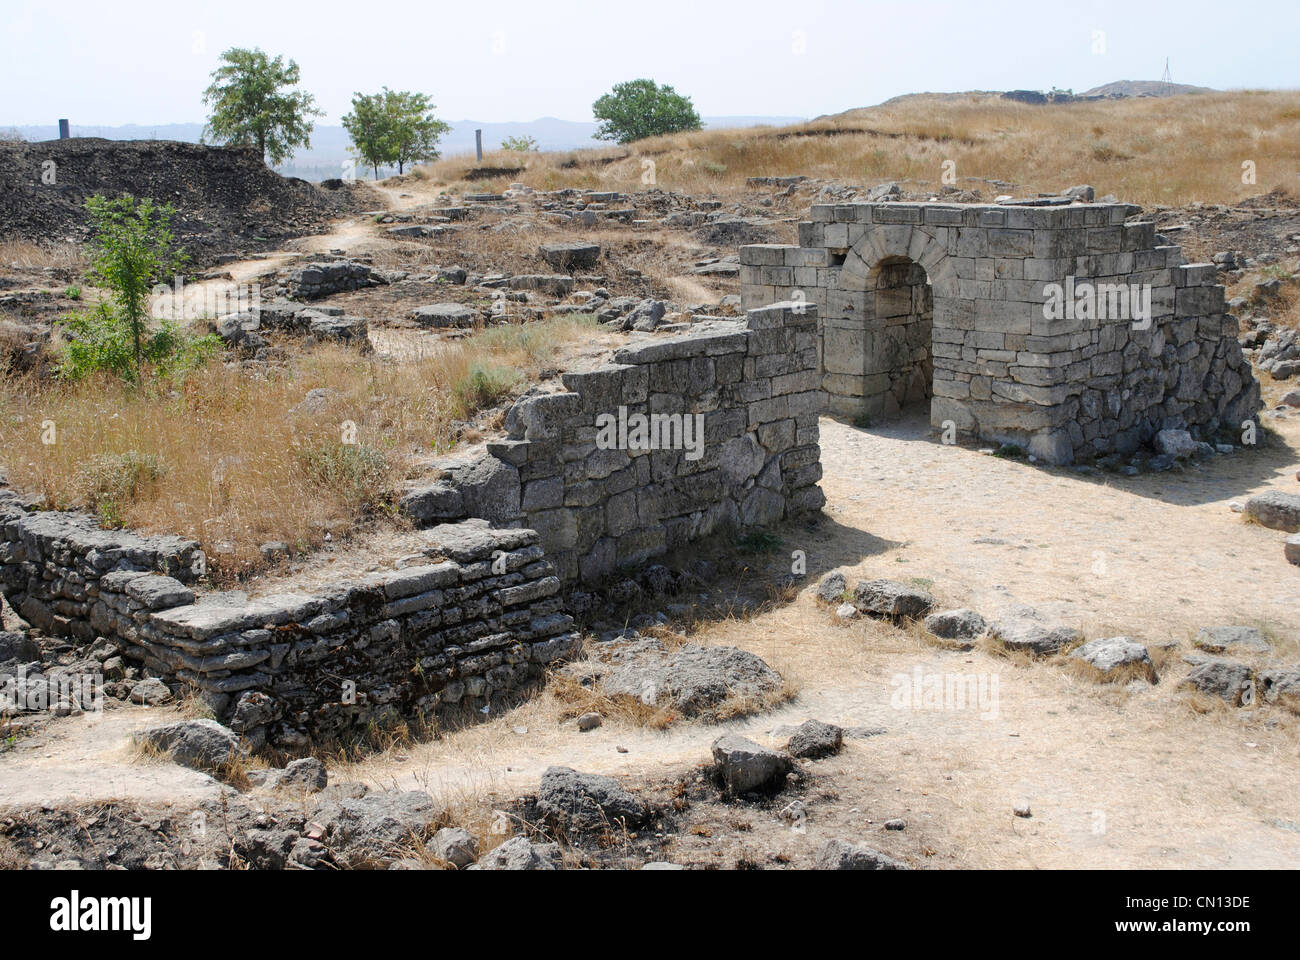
[[3, 115, 806, 182], [1080, 80, 1215, 98]]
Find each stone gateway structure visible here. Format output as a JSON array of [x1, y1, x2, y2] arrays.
[[740, 201, 1262, 464]]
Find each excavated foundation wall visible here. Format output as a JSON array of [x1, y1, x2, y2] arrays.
[[402, 301, 828, 580], [740, 201, 1262, 463], [1, 303, 828, 743], [0, 508, 577, 749]]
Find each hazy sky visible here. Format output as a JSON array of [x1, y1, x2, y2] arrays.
[[4, 0, 1297, 126]]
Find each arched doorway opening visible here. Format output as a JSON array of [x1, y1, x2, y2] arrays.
[[866, 255, 933, 421]]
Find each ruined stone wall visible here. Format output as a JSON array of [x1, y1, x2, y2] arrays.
[[740, 202, 1262, 463], [0, 508, 577, 748], [403, 303, 827, 581]]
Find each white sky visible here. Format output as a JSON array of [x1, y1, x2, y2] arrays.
[[3, 0, 1297, 126]]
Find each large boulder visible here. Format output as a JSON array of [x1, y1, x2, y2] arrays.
[[430, 827, 479, 868], [590, 639, 785, 718], [813, 839, 909, 870], [1069, 636, 1155, 681], [815, 572, 847, 605], [785, 719, 844, 759], [539, 242, 601, 271], [712, 734, 792, 793], [536, 766, 649, 831], [1153, 429, 1200, 458], [412, 303, 479, 328], [320, 791, 440, 867], [1243, 491, 1300, 532], [924, 608, 987, 642], [135, 719, 244, 774], [1193, 626, 1271, 655], [1181, 659, 1254, 705], [467, 836, 560, 870], [989, 618, 1082, 656], [0, 630, 40, 663], [1258, 668, 1300, 713], [852, 579, 936, 620]]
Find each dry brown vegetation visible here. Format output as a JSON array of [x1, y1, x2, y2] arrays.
[[0, 315, 598, 582], [417, 91, 1300, 208], [0, 239, 85, 273]]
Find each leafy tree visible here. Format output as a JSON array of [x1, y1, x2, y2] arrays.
[[342, 88, 450, 177], [501, 134, 538, 152], [592, 79, 702, 144], [341, 92, 392, 179], [202, 47, 322, 165], [382, 89, 450, 174], [60, 195, 217, 383]]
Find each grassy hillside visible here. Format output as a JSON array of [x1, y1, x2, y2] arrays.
[[418, 90, 1300, 208]]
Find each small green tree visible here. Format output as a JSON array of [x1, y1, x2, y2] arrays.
[[202, 47, 322, 165], [60, 195, 217, 383], [382, 89, 450, 174], [342, 88, 450, 177], [592, 79, 703, 144], [341, 91, 393, 179], [501, 134, 538, 152]]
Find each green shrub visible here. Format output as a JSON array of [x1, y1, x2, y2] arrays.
[[59, 303, 220, 383], [451, 361, 520, 414], [58, 194, 218, 383]]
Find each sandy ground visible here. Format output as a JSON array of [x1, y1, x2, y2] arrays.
[[7, 410, 1297, 868], [8, 185, 1300, 868]]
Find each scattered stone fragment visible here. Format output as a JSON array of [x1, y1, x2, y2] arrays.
[[835, 603, 858, 621], [884, 818, 906, 831], [1070, 636, 1156, 682], [129, 677, 173, 706], [279, 757, 328, 793], [852, 579, 936, 619], [135, 719, 244, 774], [1193, 626, 1272, 655], [813, 839, 909, 870], [431, 827, 479, 868], [1013, 801, 1032, 818], [712, 734, 793, 794], [989, 618, 1082, 656], [1243, 491, 1300, 532], [786, 719, 844, 759], [1258, 668, 1300, 713], [815, 571, 847, 604], [576, 711, 602, 732], [924, 608, 987, 642], [536, 766, 648, 830], [467, 836, 558, 871], [1181, 658, 1255, 705]]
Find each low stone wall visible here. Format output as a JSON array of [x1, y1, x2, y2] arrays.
[[0, 507, 577, 748], [287, 260, 378, 300], [740, 201, 1262, 464], [402, 302, 828, 581]]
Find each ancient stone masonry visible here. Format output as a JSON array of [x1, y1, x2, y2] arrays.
[[401, 302, 827, 582], [740, 202, 1262, 464], [0, 508, 578, 747]]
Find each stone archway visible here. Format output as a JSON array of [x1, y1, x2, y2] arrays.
[[833, 227, 956, 425]]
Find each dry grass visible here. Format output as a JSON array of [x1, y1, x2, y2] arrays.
[[0, 239, 85, 273], [0, 314, 598, 583], [413, 91, 1300, 208]]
